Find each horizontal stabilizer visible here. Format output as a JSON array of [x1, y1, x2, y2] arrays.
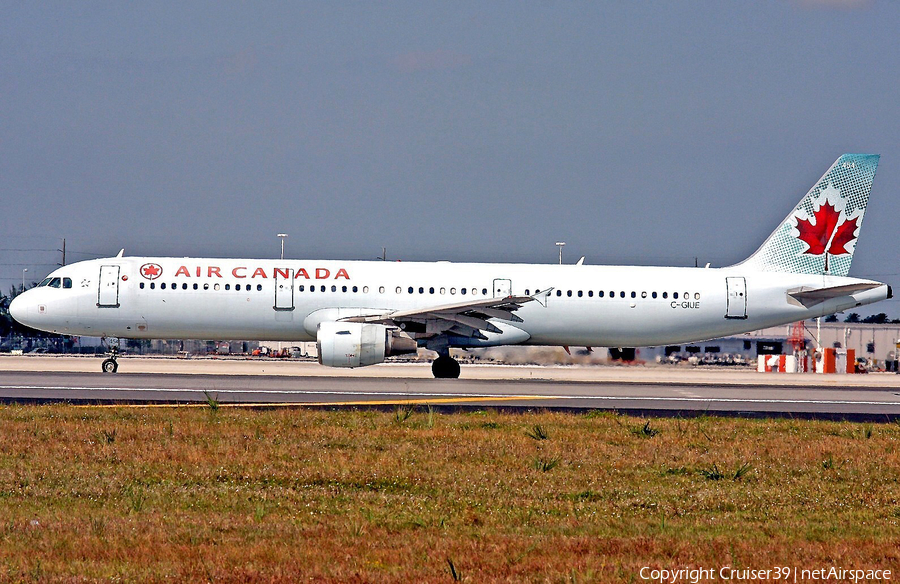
[[788, 283, 880, 306]]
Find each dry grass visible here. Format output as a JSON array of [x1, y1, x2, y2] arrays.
[[0, 405, 898, 582]]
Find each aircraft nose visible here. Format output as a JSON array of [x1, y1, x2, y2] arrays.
[[8, 294, 28, 325]]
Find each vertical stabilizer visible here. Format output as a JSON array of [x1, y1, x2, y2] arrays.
[[736, 154, 879, 277]]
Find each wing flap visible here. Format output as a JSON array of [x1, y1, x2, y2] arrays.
[[342, 295, 534, 339]]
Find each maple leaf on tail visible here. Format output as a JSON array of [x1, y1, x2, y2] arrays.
[[827, 215, 859, 255], [795, 200, 855, 256]]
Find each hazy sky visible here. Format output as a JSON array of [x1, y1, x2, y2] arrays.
[[3, 1, 900, 314]]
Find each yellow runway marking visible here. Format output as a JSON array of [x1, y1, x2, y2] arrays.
[[74, 395, 556, 408], [291, 395, 556, 407]]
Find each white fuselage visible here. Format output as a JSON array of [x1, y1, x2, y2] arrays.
[[10, 256, 889, 348]]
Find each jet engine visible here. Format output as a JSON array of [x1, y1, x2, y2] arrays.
[[317, 322, 417, 368]]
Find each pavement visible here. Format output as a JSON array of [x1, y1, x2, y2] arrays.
[[2, 355, 900, 386], [1, 355, 899, 420]]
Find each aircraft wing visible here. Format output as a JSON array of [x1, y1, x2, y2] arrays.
[[343, 294, 539, 340]]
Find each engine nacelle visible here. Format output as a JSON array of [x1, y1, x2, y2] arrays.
[[317, 322, 417, 368]]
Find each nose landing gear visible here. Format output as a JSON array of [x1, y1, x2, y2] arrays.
[[101, 355, 118, 373], [100, 338, 120, 374]]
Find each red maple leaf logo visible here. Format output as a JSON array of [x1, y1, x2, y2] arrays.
[[795, 201, 858, 256], [140, 263, 162, 280]]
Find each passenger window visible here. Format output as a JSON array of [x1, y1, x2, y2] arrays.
[[588, 290, 593, 297], [482, 288, 487, 295], [620, 291, 625, 298], [567, 290, 572, 297], [694, 293, 700, 300], [408, 287, 414, 294], [631, 291, 636, 298], [331, 285, 337, 292], [342, 286, 347, 293], [439, 287, 445, 294], [140, 282, 145, 289], [214, 284, 220, 291], [652, 292, 657, 299], [354, 286, 359, 293], [194, 284, 199, 290], [203, 283, 209, 290], [419, 287, 424, 294], [598, 291, 604, 298], [673, 292, 678, 299], [299, 285, 305, 292], [556, 290, 562, 297], [429, 287, 435, 294], [396, 287, 402, 294], [461, 288, 467, 295], [150, 283, 156, 289], [63, 278, 72, 289], [310, 286, 315, 293], [225, 284, 230, 291], [161, 283, 166, 290], [524, 289, 530, 296], [684, 292, 689, 299], [363, 286, 369, 293], [641, 291, 647, 299], [451, 288, 456, 295], [257, 284, 262, 291], [662, 292, 668, 299], [320, 285, 325, 292], [183, 283, 188, 290], [578, 291, 583, 297], [379, 286, 385, 294]]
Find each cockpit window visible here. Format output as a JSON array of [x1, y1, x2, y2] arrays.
[[39, 278, 51, 287], [48, 278, 61, 288], [63, 278, 72, 289]]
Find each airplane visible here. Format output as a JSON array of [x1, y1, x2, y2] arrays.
[[10, 154, 890, 378]]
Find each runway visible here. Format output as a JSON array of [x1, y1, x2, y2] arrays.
[[2, 357, 900, 420]]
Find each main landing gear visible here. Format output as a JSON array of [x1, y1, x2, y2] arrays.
[[432, 355, 461, 379], [101, 340, 120, 374]]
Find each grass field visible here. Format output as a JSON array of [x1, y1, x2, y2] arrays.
[[0, 405, 898, 582]]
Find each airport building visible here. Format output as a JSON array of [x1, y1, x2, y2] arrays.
[[642, 320, 900, 369]]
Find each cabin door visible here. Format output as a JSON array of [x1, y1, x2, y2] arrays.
[[725, 277, 747, 319], [274, 269, 295, 310], [98, 265, 121, 308], [493, 279, 512, 298]]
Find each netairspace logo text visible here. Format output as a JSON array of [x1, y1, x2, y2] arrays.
[[639, 566, 892, 583]]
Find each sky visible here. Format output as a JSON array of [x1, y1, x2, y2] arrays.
[[3, 1, 900, 314]]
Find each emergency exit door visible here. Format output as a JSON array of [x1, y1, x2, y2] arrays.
[[725, 277, 747, 319], [274, 269, 294, 310], [493, 279, 512, 298], [98, 265, 120, 308]]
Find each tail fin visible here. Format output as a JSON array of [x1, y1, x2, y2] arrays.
[[736, 153, 879, 277]]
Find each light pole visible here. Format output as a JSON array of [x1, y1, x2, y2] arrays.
[[277, 233, 288, 260], [555, 242, 566, 265], [22, 268, 27, 292]]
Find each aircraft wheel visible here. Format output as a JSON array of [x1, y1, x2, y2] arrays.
[[432, 356, 460, 379], [101, 359, 118, 374]]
